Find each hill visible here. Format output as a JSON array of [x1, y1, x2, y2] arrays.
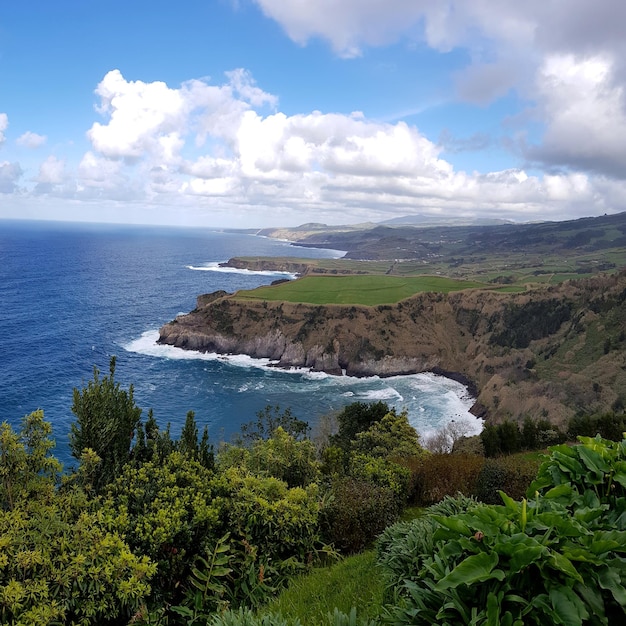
[[224, 211, 626, 284]]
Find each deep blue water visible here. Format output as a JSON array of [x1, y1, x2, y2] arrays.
[[0, 220, 479, 467]]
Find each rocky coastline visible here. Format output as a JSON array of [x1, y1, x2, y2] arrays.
[[158, 270, 626, 427]]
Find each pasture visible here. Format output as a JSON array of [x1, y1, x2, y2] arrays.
[[234, 274, 489, 305]]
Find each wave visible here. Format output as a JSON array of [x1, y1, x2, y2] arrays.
[[123, 330, 279, 369], [123, 330, 483, 436], [186, 262, 298, 279]]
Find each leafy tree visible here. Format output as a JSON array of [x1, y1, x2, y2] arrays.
[[0, 410, 61, 510], [220, 427, 320, 488], [69, 356, 142, 491], [103, 451, 222, 606], [0, 500, 155, 625], [0, 412, 154, 625], [239, 405, 310, 444], [329, 401, 390, 453], [351, 410, 424, 460]]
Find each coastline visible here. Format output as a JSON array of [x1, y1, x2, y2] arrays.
[[130, 329, 483, 436]]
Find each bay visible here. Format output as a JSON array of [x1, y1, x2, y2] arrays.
[[0, 219, 479, 467]]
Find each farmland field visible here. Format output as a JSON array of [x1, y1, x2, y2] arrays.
[[233, 274, 490, 305]]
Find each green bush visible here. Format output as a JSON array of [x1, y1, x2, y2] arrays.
[[0, 412, 154, 625], [220, 427, 320, 488], [103, 451, 222, 604], [377, 494, 478, 602], [349, 453, 411, 503], [568, 411, 626, 441], [474, 455, 539, 503], [320, 478, 399, 554], [378, 436, 626, 625]]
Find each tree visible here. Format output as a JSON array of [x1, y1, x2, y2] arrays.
[[239, 405, 310, 444], [329, 401, 390, 452], [69, 356, 142, 491], [0, 410, 61, 510], [178, 410, 214, 469], [351, 410, 424, 460], [423, 418, 474, 454], [0, 412, 154, 625]]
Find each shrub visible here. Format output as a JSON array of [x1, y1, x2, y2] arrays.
[[0, 501, 155, 626], [377, 494, 477, 601], [320, 478, 399, 554], [221, 427, 320, 488], [379, 436, 626, 625], [474, 455, 539, 503], [410, 454, 484, 505], [568, 411, 626, 441], [349, 453, 411, 503], [102, 451, 222, 604]]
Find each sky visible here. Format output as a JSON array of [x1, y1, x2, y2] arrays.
[[1, 1, 626, 228]]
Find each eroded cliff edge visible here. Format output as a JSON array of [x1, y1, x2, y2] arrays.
[[159, 271, 626, 425]]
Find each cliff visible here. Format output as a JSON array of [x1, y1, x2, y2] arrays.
[[159, 271, 626, 426]]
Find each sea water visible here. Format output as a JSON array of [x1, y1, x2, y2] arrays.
[[0, 220, 480, 467]]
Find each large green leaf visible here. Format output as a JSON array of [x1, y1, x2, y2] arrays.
[[577, 445, 610, 482], [544, 484, 574, 500], [492, 533, 545, 573], [549, 587, 589, 626], [547, 551, 583, 583], [597, 565, 626, 606], [535, 512, 585, 537], [435, 552, 503, 591], [432, 515, 472, 537]]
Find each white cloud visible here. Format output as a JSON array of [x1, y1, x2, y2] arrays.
[[63, 66, 626, 223], [0, 113, 8, 145], [35, 156, 67, 184], [0, 161, 22, 193], [16, 131, 47, 149], [527, 54, 626, 178], [88, 69, 187, 161]]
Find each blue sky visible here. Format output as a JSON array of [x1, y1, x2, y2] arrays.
[[1, 0, 626, 227]]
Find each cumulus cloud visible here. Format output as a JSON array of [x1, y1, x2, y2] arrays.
[[251, 0, 626, 185], [69, 66, 626, 223], [36, 156, 67, 185], [87, 68, 277, 163], [527, 54, 626, 179], [16, 131, 47, 149], [0, 113, 8, 145], [0, 161, 22, 193]]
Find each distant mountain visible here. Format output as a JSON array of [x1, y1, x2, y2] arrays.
[[379, 214, 514, 227]]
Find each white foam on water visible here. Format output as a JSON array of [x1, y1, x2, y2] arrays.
[[186, 262, 298, 279], [123, 330, 483, 436], [123, 330, 279, 370], [359, 387, 404, 402]]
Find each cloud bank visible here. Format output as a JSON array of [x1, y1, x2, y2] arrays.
[[2, 1, 626, 226]]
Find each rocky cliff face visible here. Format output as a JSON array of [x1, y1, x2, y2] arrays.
[[158, 272, 626, 425]]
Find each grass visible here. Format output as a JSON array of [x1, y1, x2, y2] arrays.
[[234, 275, 488, 306], [260, 550, 385, 625]]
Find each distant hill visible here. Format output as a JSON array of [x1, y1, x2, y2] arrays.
[[379, 214, 514, 227]]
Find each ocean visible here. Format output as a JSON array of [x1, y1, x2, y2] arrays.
[[0, 220, 480, 467]]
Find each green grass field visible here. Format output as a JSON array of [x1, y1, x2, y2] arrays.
[[234, 274, 488, 305], [260, 550, 384, 625]]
